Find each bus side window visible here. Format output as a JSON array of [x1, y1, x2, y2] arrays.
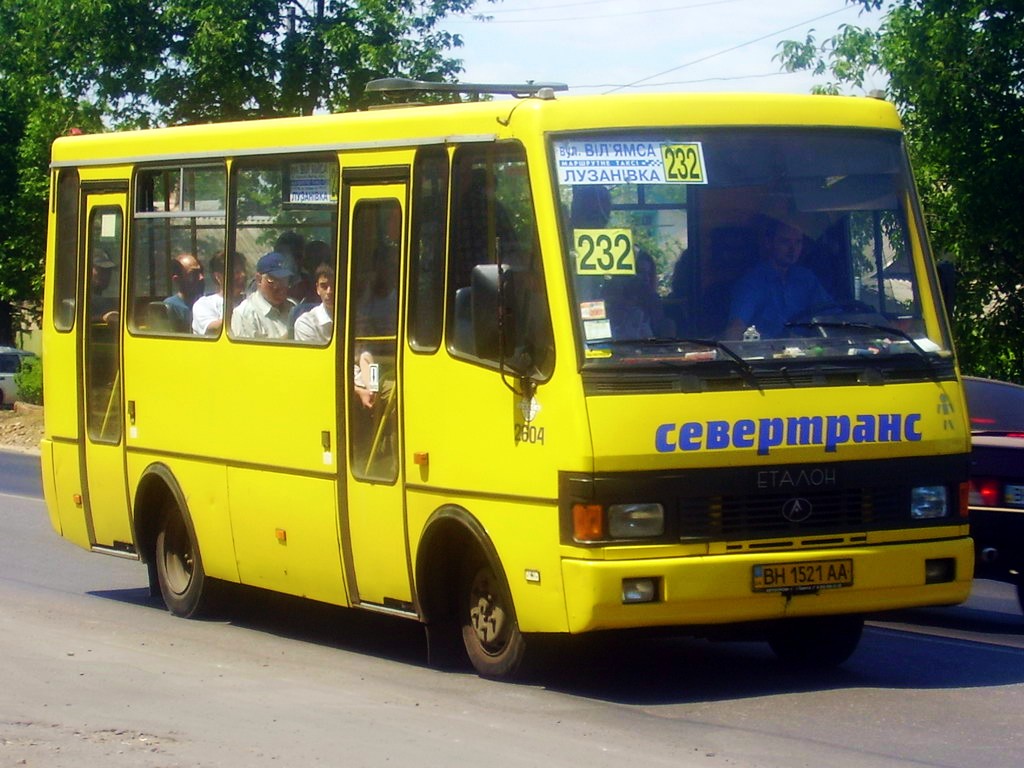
[[408, 147, 449, 352], [229, 157, 339, 343], [130, 166, 227, 336], [53, 169, 80, 332], [446, 143, 553, 377]]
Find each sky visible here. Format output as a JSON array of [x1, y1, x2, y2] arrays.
[[439, 0, 887, 96]]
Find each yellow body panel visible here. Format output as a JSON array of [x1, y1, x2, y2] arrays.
[[227, 467, 346, 604], [50, 95, 903, 170], [587, 380, 969, 472], [40, 439, 90, 548], [406, 490, 570, 633]]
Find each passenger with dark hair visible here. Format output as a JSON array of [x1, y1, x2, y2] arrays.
[[725, 218, 831, 339], [163, 253, 204, 332], [291, 239, 332, 315], [274, 231, 305, 261], [293, 264, 335, 344]]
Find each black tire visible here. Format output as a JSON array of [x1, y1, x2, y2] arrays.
[[461, 558, 526, 679], [768, 615, 864, 670], [154, 503, 209, 618]]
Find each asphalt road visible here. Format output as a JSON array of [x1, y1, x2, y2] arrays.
[[0, 447, 43, 498], [3, 450, 1023, 767]]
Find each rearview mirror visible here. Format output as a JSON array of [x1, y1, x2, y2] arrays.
[[471, 263, 515, 364]]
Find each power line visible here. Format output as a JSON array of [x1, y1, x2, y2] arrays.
[[568, 69, 804, 92], [604, 5, 850, 93]]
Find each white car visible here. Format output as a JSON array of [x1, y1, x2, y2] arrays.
[[0, 347, 37, 408]]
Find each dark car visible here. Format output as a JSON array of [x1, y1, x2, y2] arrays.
[[963, 376, 1024, 613]]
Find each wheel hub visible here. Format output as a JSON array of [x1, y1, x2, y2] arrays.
[[469, 572, 506, 648]]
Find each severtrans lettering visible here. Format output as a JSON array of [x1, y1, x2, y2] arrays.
[[654, 413, 923, 455]]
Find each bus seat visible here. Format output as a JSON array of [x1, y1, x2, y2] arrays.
[[697, 226, 758, 337], [146, 301, 174, 332]]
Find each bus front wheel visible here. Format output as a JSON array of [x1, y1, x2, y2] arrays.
[[767, 615, 864, 669], [155, 505, 208, 618], [461, 559, 525, 679]]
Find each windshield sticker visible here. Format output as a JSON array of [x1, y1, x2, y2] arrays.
[[580, 300, 607, 320], [584, 319, 612, 342], [655, 413, 924, 456], [556, 140, 708, 185], [574, 228, 635, 275]]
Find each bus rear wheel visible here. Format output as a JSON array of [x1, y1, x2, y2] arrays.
[[461, 559, 525, 679], [155, 504, 208, 618], [767, 615, 864, 669]]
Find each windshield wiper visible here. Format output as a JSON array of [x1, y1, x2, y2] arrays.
[[785, 320, 938, 376], [660, 337, 763, 392]]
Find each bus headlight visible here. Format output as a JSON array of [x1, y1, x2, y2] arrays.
[[911, 485, 948, 519], [608, 503, 665, 539]]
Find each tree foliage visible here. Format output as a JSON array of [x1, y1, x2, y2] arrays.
[[777, 1, 1024, 383], [0, 0, 484, 343]]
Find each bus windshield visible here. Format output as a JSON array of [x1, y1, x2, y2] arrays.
[[554, 128, 951, 376]]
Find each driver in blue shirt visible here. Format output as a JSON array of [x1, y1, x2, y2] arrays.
[[725, 217, 831, 339]]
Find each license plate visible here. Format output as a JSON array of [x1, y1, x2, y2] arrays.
[[1005, 485, 1024, 507], [752, 559, 854, 593]]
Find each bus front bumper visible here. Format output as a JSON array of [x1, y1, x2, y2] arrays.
[[559, 537, 973, 634]]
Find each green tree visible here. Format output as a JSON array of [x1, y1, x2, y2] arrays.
[[0, 0, 486, 343], [777, 1, 1024, 383], [1, 0, 101, 346]]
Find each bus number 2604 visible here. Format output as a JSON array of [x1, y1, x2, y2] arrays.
[[514, 424, 546, 445]]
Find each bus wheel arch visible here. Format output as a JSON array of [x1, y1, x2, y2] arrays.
[[133, 464, 212, 618], [416, 506, 526, 678]]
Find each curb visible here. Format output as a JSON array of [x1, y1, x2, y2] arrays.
[[0, 445, 42, 457]]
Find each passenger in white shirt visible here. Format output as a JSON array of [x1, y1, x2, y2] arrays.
[[293, 264, 335, 344], [193, 251, 248, 335], [230, 251, 297, 339]]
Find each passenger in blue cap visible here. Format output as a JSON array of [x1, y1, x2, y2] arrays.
[[230, 251, 297, 339]]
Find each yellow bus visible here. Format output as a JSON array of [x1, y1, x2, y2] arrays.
[[42, 81, 973, 678]]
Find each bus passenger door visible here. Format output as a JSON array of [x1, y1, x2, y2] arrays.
[[80, 191, 134, 551], [341, 179, 413, 609]]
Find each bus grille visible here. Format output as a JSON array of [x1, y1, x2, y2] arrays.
[[677, 487, 907, 541]]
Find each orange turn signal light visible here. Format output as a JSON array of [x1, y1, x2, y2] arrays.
[[572, 503, 604, 542]]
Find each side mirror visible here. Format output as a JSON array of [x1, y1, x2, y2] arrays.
[[470, 263, 515, 363]]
